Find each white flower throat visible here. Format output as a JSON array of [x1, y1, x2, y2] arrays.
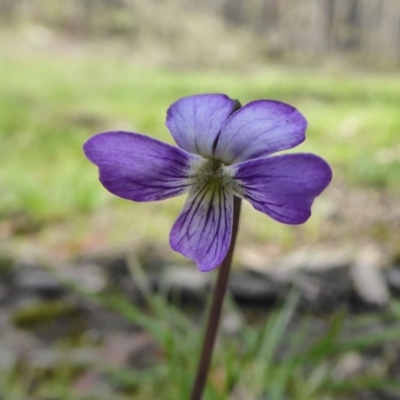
[[189, 157, 237, 190]]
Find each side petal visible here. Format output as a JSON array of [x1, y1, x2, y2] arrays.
[[170, 181, 233, 272], [83, 131, 198, 202], [215, 100, 307, 164], [166, 94, 237, 158], [233, 154, 332, 224]]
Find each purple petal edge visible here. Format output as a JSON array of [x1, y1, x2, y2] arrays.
[[166, 94, 237, 158], [215, 100, 307, 164], [83, 131, 197, 202], [234, 153, 332, 224]]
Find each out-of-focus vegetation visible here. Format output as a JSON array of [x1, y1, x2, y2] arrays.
[[1, 0, 399, 251], [2, 0, 400, 68], [4, 283, 400, 400], [1, 1, 400, 399], [1, 38, 400, 250]]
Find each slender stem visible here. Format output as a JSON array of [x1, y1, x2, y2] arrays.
[[190, 196, 242, 400]]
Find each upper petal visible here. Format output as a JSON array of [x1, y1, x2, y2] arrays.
[[214, 100, 307, 164], [233, 153, 332, 224], [83, 131, 198, 202], [170, 181, 233, 272], [166, 94, 238, 158]]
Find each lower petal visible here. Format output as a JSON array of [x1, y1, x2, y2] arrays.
[[170, 181, 233, 272], [233, 154, 332, 224], [83, 131, 198, 202]]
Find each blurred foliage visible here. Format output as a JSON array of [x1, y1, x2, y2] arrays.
[[3, 281, 400, 399], [1, 2, 400, 399], [1, 47, 399, 220], [1, 0, 400, 68]]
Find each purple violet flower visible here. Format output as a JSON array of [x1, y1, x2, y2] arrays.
[[83, 94, 332, 272]]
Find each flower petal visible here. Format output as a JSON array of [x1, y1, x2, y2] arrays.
[[215, 100, 307, 164], [166, 94, 238, 158], [233, 153, 332, 224], [170, 181, 233, 272], [83, 131, 198, 201]]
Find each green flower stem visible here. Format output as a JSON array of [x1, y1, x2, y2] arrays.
[[190, 196, 242, 400]]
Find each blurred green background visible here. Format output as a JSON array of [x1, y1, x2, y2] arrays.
[[1, 1, 400, 399], [1, 0, 400, 260]]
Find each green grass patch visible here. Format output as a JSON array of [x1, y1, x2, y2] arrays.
[[4, 280, 400, 400], [1, 48, 399, 243]]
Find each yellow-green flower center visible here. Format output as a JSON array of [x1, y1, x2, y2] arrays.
[[190, 157, 236, 189]]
